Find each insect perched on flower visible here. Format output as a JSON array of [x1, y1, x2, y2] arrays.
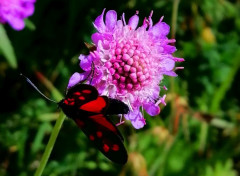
[[69, 9, 184, 129], [21, 73, 129, 164], [0, 0, 36, 30]]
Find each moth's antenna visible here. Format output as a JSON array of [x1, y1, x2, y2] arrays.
[[89, 62, 95, 84], [20, 73, 58, 103]]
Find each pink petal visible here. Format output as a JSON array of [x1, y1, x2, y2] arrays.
[[22, 3, 35, 17], [128, 14, 139, 30], [143, 103, 160, 116], [8, 16, 25, 31], [90, 67, 103, 85], [161, 59, 175, 71], [148, 11, 153, 28], [125, 110, 145, 129], [132, 118, 145, 129], [67, 72, 89, 89], [163, 45, 176, 54], [148, 21, 170, 38], [91, 33, 112, 44], [79, 55, 93, 71], [125, 109, 139, 120], [105, 10, 117, 31], [91, 33, 103, 44], [93, 9, 106, 33], [152, 86, 160, 99], [163, 71, 178, 77]]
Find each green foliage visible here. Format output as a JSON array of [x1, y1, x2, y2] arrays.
[[0, 0, 240, 176], [201, 159, 237, 176]]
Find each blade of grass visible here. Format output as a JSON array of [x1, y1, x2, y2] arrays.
[[0, 24, 17, 68]]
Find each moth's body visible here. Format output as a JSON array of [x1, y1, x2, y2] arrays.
[[58, 84, 129, 164]]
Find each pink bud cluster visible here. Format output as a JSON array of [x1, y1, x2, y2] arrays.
[[106, 39, 153, 93]]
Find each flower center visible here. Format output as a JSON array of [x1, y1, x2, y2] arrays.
[[105, 39, 153, 93]]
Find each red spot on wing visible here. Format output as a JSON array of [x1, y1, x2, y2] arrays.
[[79, 97, 107, 113], [89, 135, 95, 141], [64, 100, 69, 105], [103, 144, 110, 152], [73, 92, 81, 96], [96, 131, 102, 138], [82, 89, 92, 94], [112, 144, 119, 151], [68, 98, 74, 101], [78, 96, 85, 100], [69, 102, 75, 106], [89, 114, 117, 133]]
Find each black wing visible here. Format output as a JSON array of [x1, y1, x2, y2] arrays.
[[74, 114, 128, 164]]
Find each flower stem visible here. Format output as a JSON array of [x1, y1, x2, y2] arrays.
[[171, 0, 180, 39], [169, 0, 181, 133], [199, 122, 208, 153], [33, 71, 65, 176], [34, 111, 65, 176]]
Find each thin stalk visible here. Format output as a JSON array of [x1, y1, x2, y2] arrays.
[[199, 122, 208, 153], [34, 111, 65, 176], [33, 72, 65, 176], [171, 0, 180, 39], [169, 0, 181, 133]]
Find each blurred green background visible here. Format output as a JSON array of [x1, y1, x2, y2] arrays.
[[0, 0, 240, 175]]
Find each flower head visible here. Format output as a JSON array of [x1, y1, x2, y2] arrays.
[[68, 9, 184, 129], [0, 0, 36, 30]]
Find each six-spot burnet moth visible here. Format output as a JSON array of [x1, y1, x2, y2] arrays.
[[21, 71, 129, 164]]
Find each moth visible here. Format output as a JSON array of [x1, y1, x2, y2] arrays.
[[21, 73, 129, 164], [59, 83, 129, 164]]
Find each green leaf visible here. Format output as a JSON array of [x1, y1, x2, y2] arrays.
[[25, 19, 36, 31], [0, 24, 17, 68]]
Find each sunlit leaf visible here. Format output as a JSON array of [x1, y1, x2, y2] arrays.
[[0, 24, 17, 68]]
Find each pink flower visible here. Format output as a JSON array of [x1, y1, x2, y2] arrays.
[[68, 9, 184, 129], [0, 0, 36, 30]]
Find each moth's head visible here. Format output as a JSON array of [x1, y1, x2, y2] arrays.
[[58, 99, 64, 108], [57, 99, 75, 118]]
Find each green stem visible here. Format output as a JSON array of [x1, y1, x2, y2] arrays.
[[33, 72, 64, 176], [199, 122, 208, 152], [34, 111, 65, 176], [169, 0, 181, 133], [171, 0, 180, 39]]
